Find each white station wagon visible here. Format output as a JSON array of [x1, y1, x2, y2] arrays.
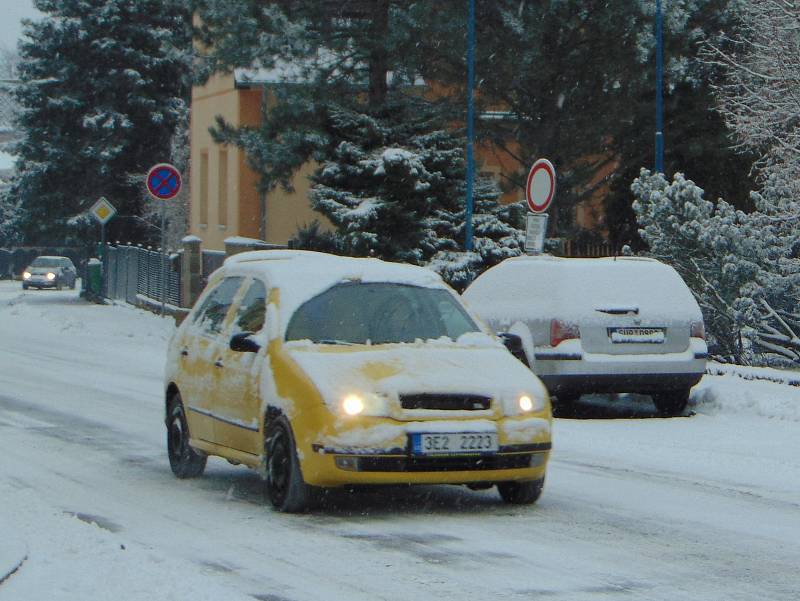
[[463, 255, 708, 415]]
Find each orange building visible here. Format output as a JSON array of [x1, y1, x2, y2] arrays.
[[189, 70, 605, 249]]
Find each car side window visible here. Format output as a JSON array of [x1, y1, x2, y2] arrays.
[[234, 280, 267, 334], [192, 276, 244, 336]]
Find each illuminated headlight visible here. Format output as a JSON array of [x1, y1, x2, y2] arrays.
[[338, 392, 389, 417], [502, 392, 544, 415], [46, 272, 56, 281], [342, 394, 365, 416], [23, 271, 31, 280]]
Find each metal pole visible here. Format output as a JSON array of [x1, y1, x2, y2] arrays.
[[655, 0, 664, 173], [161, 202, 167, 315], [465, 0, 476, 251]]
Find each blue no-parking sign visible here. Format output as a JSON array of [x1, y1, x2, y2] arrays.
[[145, 163, 182, 200]]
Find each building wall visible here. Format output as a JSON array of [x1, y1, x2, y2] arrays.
[[190, 72, 240, 249]]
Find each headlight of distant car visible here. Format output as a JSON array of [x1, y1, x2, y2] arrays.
[[501, 392, 544, 416], [23, 271, 31, 280], [46, 272, 56, 281], [339, 392, 389, 417]]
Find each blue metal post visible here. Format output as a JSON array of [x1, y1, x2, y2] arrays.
[[465, 0, 475, 251], [655, 0, 664, 173]]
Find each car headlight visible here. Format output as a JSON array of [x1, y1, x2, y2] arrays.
[[46, 272, 56, 281], [501, 392, 544, 416], [342, 394, 365, 416], [23, 271, 31, 280], [339, 392, 389, 417]]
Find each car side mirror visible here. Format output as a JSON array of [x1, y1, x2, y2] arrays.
[[230, 332, 261, 353], [498, 332, 530, 367]]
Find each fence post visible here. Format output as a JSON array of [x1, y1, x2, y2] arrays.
[[181, 236, 203, 309]]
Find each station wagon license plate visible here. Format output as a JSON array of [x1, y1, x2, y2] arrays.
[[609, 327, 665, 343], [411, 432, 499, 455]]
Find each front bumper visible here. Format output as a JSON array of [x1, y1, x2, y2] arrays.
[[298, 415, 552, 487], [24, 276, 59, 287]]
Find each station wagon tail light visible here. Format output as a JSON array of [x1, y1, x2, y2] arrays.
[[691, 321, 705, 339], [550, 319, 580, 346]]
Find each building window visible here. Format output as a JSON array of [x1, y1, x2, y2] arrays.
[[218, 148, 228, 227], [199, 150, 209, 225]]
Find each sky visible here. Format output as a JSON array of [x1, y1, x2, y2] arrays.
[[0, 0, 41, 53]]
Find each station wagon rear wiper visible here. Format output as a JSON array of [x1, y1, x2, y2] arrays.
[[318, 339, 358, 346]]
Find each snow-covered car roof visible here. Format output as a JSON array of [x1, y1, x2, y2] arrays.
[[218, 250, 450, 325], [463, 254, 701, 323]]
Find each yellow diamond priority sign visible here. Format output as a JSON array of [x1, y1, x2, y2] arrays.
[[90, 197, 117, 225]]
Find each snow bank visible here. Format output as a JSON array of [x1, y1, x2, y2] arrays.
[[691, 373, 800, 421]]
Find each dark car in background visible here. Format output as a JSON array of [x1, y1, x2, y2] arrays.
[[22, 256, 78, 290]]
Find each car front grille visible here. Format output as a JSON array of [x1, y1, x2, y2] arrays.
[[399, 393, 491, 411], [350, 453, 534, 472]]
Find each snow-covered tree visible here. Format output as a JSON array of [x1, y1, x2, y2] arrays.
[[703, 1, 800, 199], [632, 169, 800, 365], [9, 0, 191, 245], [303, 100, 522, 288]]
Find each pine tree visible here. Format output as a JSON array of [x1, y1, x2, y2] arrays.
[[307, 97, 523, 288], [10, 0, 191, 245]]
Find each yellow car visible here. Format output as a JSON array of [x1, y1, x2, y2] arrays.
[[164, 250, 552, 511]]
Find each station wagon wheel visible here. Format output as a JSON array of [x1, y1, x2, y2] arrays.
[[167, 393, 207, 478], [497, 478, 544, 505], [651, 389, 690, 417], [264, 417, 314, 513]]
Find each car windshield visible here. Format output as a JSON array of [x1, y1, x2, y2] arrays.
[[285, 282, 480, 345], [30, 257, 61, 268]]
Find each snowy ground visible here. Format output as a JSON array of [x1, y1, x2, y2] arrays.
[[0, 280, 798, 601]]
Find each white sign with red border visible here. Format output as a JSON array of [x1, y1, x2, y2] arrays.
[[525, 158, 556, 214]]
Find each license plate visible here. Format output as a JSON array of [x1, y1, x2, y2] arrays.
[[411, 432, 499, 455], [609, 327, 665, 343]]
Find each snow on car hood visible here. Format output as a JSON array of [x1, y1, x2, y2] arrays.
[[286, 335, 548, 410]]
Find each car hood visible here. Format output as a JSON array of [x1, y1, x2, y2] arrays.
[[27, 267, 60, 275], [286, 339, 548, 409]]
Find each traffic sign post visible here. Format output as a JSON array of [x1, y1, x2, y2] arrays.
[[90, 197, 117, 260], [525, 213, 549, 255], [524, 158, 556, 254], [525, 158, 556, 214], [145, 163, 182, 315]]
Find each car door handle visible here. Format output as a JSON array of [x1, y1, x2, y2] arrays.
[[214, 359, 224, 368]]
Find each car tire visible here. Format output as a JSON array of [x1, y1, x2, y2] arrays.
[[69, 278, 76, 290], [166, 393, 207, 478], [22, 283, 28, 290], [264, 417, 315, 513], [651, 389, 690, 416], [497, 478, 544, 505]]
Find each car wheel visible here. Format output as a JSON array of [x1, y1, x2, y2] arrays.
[[264, 417, 315, 512], [22, 283, 28, 290], [69, 278, 76, 290], [497, 478, 544, 505], [166, 393, 207, 478], [651, 389, 690, 416]]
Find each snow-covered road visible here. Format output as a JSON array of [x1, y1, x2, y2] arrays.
[[1, 281, 798, 601]]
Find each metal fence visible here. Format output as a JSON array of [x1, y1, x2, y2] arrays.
[[103, 244, 181, 307]]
